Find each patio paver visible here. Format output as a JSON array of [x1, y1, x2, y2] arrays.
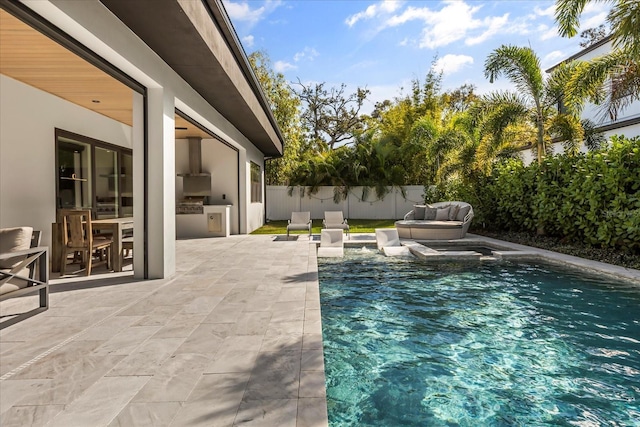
[[0, 234, 328, 427]]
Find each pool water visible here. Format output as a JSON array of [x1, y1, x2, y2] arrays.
[[318, 249, 640, 426]]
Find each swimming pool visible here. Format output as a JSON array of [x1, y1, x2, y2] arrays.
[[319, 249, 640, 426]]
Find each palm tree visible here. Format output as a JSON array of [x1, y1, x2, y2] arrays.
[[484, 45, 583, 164], [555, 0, 640, 120]]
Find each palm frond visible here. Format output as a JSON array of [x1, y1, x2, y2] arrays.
[[484, 45, 544, 99], [554, 0, 592, 37]]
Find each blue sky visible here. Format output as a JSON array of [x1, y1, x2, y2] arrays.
[[223, 0, 609, 112]]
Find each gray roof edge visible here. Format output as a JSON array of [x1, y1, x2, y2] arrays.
[[204, 0, 285, 155], [546, 34, 613, 73]]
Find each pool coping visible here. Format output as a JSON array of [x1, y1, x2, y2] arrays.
[[314, 232, 640, 285]]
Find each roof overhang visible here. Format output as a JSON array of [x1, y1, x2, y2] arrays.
[[100, 0, 284, 157]]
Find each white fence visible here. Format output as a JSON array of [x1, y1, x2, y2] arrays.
[[266, 186, 425, 220]]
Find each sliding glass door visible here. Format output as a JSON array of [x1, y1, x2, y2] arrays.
[[56, 129, 132, 218]]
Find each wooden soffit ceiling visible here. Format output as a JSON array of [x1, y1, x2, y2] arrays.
[[0, 8, 212, 140], [0, 9, 134, 126]]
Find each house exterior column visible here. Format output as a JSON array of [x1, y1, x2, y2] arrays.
[[145, 87, 176, 278]]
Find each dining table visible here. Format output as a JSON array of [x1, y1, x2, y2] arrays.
[[91, 217, 134, 273], [51, 216, 134, 273]]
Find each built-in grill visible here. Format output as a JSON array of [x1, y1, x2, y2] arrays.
[[176, 137, 211, 215]]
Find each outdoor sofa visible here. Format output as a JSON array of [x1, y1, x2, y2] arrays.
[[0, 226, 49, 328], [395, 201, 474, 240]]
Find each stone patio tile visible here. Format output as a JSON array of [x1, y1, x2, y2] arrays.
[[299, 371, 327, 398], [46, 376, 149, 427], [302, 333, 323, 350], [205, 349, 259, 373], [297, 398, 329, 427], [232, 311, 272, 335], [10, 340, 105, 380], [233, 399, 297, 427], [0, 404, 64, 427], [77, 315, 143, 340], [91, 325, 162, 356], [202, 302, 245, 323], [132, 353, 210, 403], [108, 401, 182, 427], [107, 337, 185, 376], [152, 314, 206, 339], [10, 355, 125, 406], [0, 235, 328, 427], [133, 305, 182, 326], [173, 323, 233, 356], [169, 373, 250, 427], [302, 349, 325, 372], [180, 295, 223, 315]]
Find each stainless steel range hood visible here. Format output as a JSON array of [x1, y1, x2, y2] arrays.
[[178, 137, 211, 197]]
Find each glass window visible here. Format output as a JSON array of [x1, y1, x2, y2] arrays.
[[250, 161, 262, 203], [55, 130, 132, 218], [57, 139, 92, 210], [95, 147, 119, 218]]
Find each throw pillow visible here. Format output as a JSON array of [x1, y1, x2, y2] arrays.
[[456, 205, 471, 221], [435, 206, 450, 221], [448, 205, 460, 221], [424, 207, 438, 220], [413, 205, 426, 220]]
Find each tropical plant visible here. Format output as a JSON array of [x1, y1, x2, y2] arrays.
[[248, 51, 304, 185], [555, 0, 640, 120], [484, 45, 584, 164]]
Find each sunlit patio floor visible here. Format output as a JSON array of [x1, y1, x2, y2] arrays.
[[0, 234, 327, 427]]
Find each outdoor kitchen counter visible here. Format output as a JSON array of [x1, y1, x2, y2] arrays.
[[176, 204, 232, 238]]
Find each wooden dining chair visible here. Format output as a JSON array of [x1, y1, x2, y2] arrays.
[[60, 209, 113, 276]]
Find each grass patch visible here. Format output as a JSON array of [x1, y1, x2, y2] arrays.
[[251, 219, 396, 235]]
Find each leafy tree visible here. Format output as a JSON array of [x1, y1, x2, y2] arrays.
[[248, 51, 304, 185], [555, 0, 640, 120], [579, 24, 608, 48], [484, 45, 584, 165], [294, 80, 370, 151]]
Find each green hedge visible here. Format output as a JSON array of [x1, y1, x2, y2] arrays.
[[482, 135, 640, 250]]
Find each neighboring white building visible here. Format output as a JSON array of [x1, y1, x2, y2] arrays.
[[0, 0, 284, 279], [521, 36, 640, 164]]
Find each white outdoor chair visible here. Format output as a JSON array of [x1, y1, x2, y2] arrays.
[[287, 211, 312, 238], [323, 211, 349, 238]]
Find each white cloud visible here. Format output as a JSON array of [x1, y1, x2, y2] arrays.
[[242, 35, 254, 47], [434, 54, 474, 74], [540, 25, 558, 41], [533, 4, 555, 17], [542, 50, 565, 67], [345, 0, 404, 27], [223, 0, 282, 27], [372, 1, 511, 49], [274, 60, 296, 72], [293, 47, 319, 63], [466, 13, 509, 46], [580, 11, 608, 31]]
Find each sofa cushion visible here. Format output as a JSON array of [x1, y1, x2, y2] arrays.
[[448, 205, 460, 221], [435, 207, 450, 221], [396, 220, 463, 229], [413, 205, 426, 220], [456, 205, 471, 221], [0, 227, 33, 269], [424, 207, 437, 220]]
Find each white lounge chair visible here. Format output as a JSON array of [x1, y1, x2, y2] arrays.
[[287, 211, 312, 238], [323, 211, 349, 238]]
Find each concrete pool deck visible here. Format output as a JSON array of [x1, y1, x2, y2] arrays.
[[1, 233, 638, 426]]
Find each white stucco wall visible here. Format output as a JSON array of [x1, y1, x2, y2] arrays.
[[4, 0, 273, 277], [0, 75, 132, 247]]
